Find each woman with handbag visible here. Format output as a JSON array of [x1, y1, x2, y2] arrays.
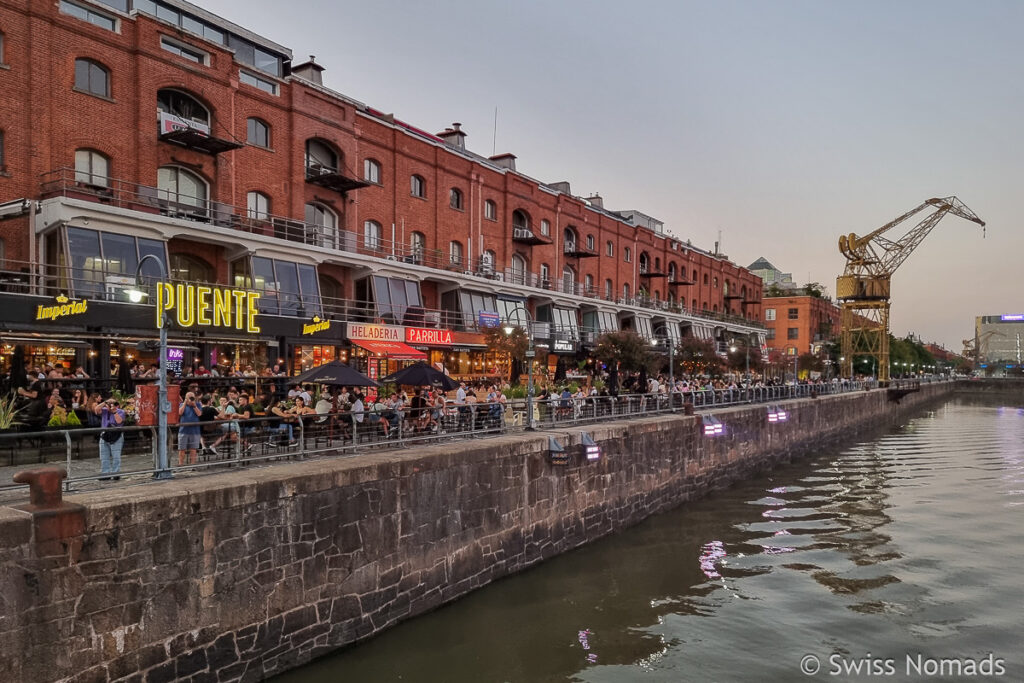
[[94, 398, 126, 480]]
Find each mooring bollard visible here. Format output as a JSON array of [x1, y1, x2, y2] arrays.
[[13, 466, 68, 509], [683, 402, 695, 416]]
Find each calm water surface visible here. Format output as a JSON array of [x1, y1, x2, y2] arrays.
[[275, 399, 1024, 681]]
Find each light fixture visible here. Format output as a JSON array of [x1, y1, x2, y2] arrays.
[[581, 432, 600, 462], [548, 437, 569, 465], [702, 415, 724, 436], [767, 404, 788, 423], [503, 325, 514, 335], [127, 288, 145, 303]]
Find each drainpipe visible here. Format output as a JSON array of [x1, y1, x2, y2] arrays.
[[29, 201, 38, 292]]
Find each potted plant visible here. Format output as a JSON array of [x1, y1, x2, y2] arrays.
[[0, 394, 26, 432]]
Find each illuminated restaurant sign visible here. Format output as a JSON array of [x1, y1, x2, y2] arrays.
[[1000, 314, 1024, 321], [302, 316, 331, 336], [155, 283, 260, 333], [347, 323, 401, 341], [406, 327, 453, 346], [35, 294, 89, 322]]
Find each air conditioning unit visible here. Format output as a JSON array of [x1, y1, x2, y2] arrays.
[[492, 272, 504, 281], [385, 255, 398, 261], [424, 312, 441, 326], [464, 270, 475, 276]]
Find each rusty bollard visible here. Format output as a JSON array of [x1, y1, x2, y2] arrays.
[[12, 467, 85, 556], [683, 401, 695, 416]]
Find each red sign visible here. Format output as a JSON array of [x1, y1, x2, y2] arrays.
[[405, 327, 453, 346]]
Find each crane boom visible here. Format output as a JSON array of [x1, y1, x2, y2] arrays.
[[837, 196, 985, 382]]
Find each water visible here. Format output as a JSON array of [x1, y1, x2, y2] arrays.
[[275, 399, 1024, 681]]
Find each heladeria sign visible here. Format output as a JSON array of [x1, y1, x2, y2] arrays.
[[155, 283, 261, 333]]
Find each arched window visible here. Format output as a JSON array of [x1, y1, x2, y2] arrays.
[[363, 220, 382, 250], [304, 202, 337, 249], [606, 241, 614, 257], [692, 299, 698, 311], [305, 139, 338, 174], [562, 265, 576, 292], [584, 273, 594, 295], [410, 231, 426, 254], [668, 291, 676, 305], [74, 58, 109, 97], [0, 129, 5, 170], [449, 188, 464, 210], [624, 247, 632, 263], [157, 166, 207, 209], [246, 118, 270, 147], [512, 209, 530, 231], [540, 263, 550, 286], [246, 191, 270, 219], [449, 240, 463, 266], [484, 199, 497, 221], [411, 174, 426, 198], [703, 273, 709, 285], [364, 158, 381, 184], [604, 279, 613, 300], [157, 89, 209, 128], [563, 226, 578, 251], [169, 253, 214, 283], [623, 283, 630, 300], [510, 254, 527, 284], [639, 251, 650, 273], [655, 257, 661, 271], [668, 262, 677, 281], [74, 149, 109, 187]]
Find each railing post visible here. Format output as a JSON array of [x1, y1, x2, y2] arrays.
[[297, 417, 305, 459], [63, 430, 74, 492]]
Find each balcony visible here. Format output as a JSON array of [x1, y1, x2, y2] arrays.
[[157, 114, 242, 156], [305, 163, 370, 194], [511, 226, 551, 245], [667, 277, 697, 287], [563, 242, 598, 258], [638, 266, 666, 279]]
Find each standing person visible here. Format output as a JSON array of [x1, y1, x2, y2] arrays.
[[177, 392, 203, 466], [234, 393, 256, 453], [95, 397, 126, 480]]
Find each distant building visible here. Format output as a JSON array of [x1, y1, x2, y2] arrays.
[[761, 295, 839, 357], [974, 315, 1024, 368], [747, 257, 800, 293]]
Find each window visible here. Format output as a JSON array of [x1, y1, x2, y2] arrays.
[[449, 188, 463, 210], [584, 274, 594, 294], [562, 265, 575, 292], [304, 203, 337, 249], [586, 234, 595, 251], [624, 247, 632, 263], [367, 276, 423, 324], [623, 283, 630, 299], [484, 199, 496, 221], [0, 130, 4, 170], [449, 241, 463, 266], [240, 70, 277, 95], [540, 219, 550, 236], [563, 227, 578, 251], [765, 308, 776, 321], [364, 220, 382, 250], [540, 263, 550, 286], [787, 327, 799, 340], [364, 159, 381, 184], [510, 254, 527, 284], [157, 166, 206, 209], [160, 37, 206, 64], [170, 253, 214, 283], [246, 191, 269, 220], [60, 1, 116, 31], [248, 257, 322, 317], [606, 241, 614, 257], [74, 59, 109, 98], [639, 252, 650, 273], [306, 139, 338, 174], [788, 308, 799, 320], [246, 118, 270, 147], [410, 232, 426, 261], [58, 227, 168, 300], [766, 328, 776, 340], [668, 263, 677, 281], [604, 279, 613, 299], [0, 31, 5, 65], [74, 149, 109, 187], [703, 273, 709, 285], [157, 89, 209, 128]]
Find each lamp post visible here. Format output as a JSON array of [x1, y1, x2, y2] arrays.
[[652, 337, 675, 406], [504, 305, 535, 430], [128, 254, 172, 479]]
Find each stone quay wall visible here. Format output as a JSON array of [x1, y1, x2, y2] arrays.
[[0, 383, 954, 683]]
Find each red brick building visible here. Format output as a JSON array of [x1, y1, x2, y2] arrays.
[[0, 0, 764, 378], [761, 295, 839, 357]]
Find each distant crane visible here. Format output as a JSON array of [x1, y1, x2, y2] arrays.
[[837, 197, 985, 381], [963, 329, 1005, 365]]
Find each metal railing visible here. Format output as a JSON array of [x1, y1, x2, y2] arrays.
[[37, 167, 764, 331], [0, 378, 943, 499]]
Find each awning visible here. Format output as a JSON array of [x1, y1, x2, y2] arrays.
[[689, 323, 714, 341], [353, 340, 426, 360]]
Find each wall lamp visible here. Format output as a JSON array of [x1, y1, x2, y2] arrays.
[[549, 437, 570, 465], [702, 415, 724, 436], [767, 405, 788, 423], [581, 432, 601, 462]]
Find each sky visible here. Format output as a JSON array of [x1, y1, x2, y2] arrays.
[[202, 0, 1022, 351]]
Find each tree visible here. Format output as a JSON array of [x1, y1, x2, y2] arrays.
[[593, 330, 654, 373], [674, 336, 722, 376], [483, 325, 529, 382], [725, 340, 764, 372]]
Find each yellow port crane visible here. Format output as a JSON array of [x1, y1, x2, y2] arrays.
[[837, 196, 985, 382]]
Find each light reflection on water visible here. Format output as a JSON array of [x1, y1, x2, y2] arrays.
[[274, 399, 1024, 682]]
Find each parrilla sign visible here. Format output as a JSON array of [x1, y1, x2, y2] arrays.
[[405, 327, 453, 346], [35, 295, 88, 322]]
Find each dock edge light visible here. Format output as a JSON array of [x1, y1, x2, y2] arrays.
[[548, 437, 570, 465], [581, 432, 601, 462], [767, 405, 788, 423], [702, 415, 724, 436]]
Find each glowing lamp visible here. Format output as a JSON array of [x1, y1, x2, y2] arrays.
[[702, 415, 724, 436], [581, 432, 600, 462]]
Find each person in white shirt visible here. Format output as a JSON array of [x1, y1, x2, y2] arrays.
[[351, 394, 365, 423]]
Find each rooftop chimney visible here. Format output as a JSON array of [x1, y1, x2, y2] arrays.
[[548, 181, 571, 195], [292, 55, 324, 86], [489, 153, 516, 171], [436, 122, 467, 150], [586, 194, 603, 209]]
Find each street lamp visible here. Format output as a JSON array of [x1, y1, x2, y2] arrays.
[[652, 337, 675, 406], [127, 254, 172, 479], [503, 305, 535, 430]]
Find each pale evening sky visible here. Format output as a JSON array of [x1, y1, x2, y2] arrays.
[[201, 0, 1022, 352]]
